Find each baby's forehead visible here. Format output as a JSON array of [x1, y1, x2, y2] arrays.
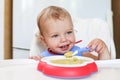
[[40, 16, 73, 33]]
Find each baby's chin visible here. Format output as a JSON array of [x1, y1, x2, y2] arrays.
[[57, 50, 70, 54]]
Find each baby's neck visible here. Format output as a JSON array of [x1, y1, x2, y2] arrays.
[[48, 48, 63, 55]]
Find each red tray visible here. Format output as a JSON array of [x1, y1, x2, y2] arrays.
[[37, 56, 98, 78]]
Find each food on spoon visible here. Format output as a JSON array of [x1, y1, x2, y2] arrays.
[[64, 51, 74, 58]]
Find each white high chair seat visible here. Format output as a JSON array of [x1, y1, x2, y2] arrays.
[[30, 18, 116, 59]]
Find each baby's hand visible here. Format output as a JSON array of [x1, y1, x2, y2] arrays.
[[29, 56, 42, 61], [87, 39, 108, 54]]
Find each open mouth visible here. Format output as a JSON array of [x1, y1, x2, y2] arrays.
[[59, 44, 69, 51]]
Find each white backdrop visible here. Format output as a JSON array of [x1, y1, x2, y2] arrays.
[[0, 0, 4, 59], [13, 0, 112, 49]]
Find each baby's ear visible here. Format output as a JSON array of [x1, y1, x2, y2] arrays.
[[40, 35, 44, 42], [40, 35, 47, 45], [36, 32, 44, 42]]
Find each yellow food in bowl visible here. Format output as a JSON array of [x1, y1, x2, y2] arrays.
[[50, 51, 88, 65], [51, 57, 88, 65]]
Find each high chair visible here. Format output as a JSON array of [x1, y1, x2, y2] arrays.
[[29, 18, 116, 59]]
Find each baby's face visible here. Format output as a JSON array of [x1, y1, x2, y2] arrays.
[[41, 17, 75, 54]]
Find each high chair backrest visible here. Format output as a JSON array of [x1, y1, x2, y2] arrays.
[[30, 18, 116, 59]]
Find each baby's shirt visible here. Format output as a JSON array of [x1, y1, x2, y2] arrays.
[[39, 46, 90, 57]]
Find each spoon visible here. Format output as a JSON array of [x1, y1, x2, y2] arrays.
[[64, 50, 78, 58], [72, 47, 90, 56], [72, 50, 78, 56]]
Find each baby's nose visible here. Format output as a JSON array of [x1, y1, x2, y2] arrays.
[[60, 36, 67, 42]]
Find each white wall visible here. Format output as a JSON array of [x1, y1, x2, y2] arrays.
[[60, 0, 111, 20], [0, 0, 4, 59], [13, 0, 60, 49], [13, 0, 112, 49]]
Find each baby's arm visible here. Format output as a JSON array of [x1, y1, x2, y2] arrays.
[[86, 38, 111, 60], [82, 52, 98, 60], [29, 56, 42, 61]]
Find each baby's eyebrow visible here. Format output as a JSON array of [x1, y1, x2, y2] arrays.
[[44, 32, 58, 37], [67, 28, 73, 30]]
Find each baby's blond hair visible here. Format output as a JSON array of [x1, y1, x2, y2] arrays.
[[37, 6, 72, 35]]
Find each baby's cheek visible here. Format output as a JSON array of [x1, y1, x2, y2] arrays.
[[71, 35, 75, 39], [71, 38, 76, 43], [48, 41, 58, 48]]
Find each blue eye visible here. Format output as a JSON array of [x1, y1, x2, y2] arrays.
[[52, 34, 58, 38], [66, 31, 73, 34]]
